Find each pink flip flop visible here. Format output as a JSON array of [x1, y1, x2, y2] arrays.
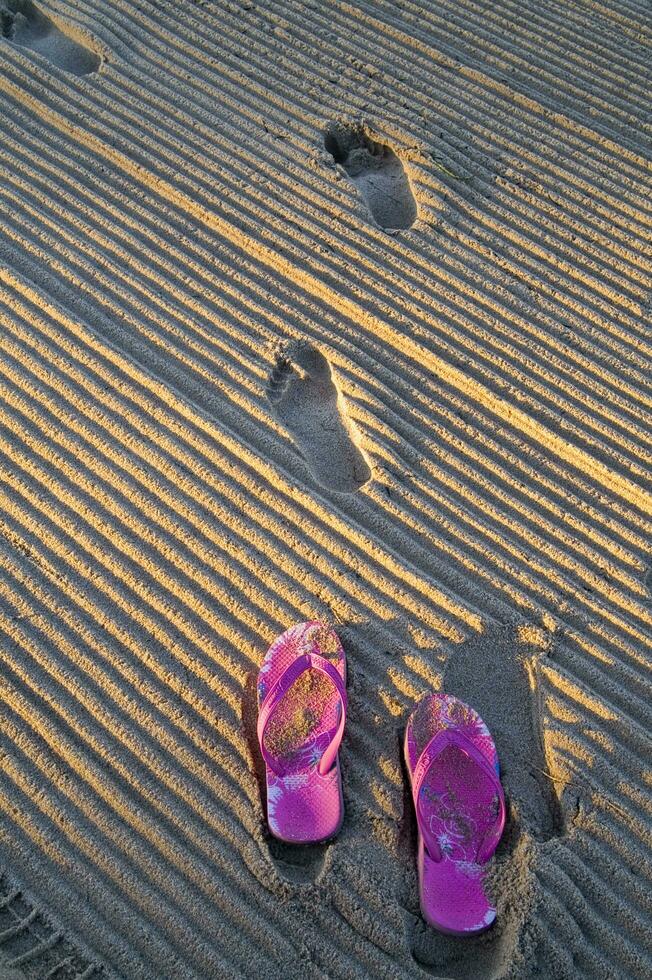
[[404, 692, 506, 935], [257, 621, 347, 844]]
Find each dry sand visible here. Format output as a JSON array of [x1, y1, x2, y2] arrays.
[[0, 0, 650, 977]]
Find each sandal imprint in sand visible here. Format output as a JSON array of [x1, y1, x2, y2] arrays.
[[404, 692, 506, 935], [257, 621, 347, 844]]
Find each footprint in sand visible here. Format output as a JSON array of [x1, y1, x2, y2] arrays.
[[442, 622, 565, 841], [408, 623, 568, 979], [267, 837, 330, 885], [1, 0, 101, 75], [0, 870, 98, 978], [325, 123, 417, 232], [266, 341, 371, 493]]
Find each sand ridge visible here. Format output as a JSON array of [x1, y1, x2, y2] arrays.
[[0, 0, 650, 977]]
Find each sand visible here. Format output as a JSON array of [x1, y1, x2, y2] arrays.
[[0, 0, 650, 977]]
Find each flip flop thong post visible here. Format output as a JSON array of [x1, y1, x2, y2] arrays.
[[404, 693, 506, 935], [257, 621, 347, 844]]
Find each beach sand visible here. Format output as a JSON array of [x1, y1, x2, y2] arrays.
[[0, 0, 650, 977]]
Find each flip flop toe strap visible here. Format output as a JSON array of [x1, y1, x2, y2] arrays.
[[257, 652, 347, 777], [411, 728, 506, 864]]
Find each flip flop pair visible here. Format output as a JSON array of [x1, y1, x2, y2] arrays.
[[257, 622, 505, 936]]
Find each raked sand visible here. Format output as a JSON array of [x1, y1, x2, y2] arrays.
[[0, 0, 650, 977]]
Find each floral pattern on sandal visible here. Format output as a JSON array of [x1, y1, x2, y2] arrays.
[[405, 692, 506, 934], [257, 621, 347, 844]]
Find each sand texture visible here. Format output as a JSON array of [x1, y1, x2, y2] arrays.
[[0, 0, 650, 977]]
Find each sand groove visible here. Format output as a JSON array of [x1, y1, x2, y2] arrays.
[[0, 1, 650, 978]]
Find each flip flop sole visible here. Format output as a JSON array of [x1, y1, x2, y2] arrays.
[[257, 621, 346, 844], [405, 692, 505, 935]]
